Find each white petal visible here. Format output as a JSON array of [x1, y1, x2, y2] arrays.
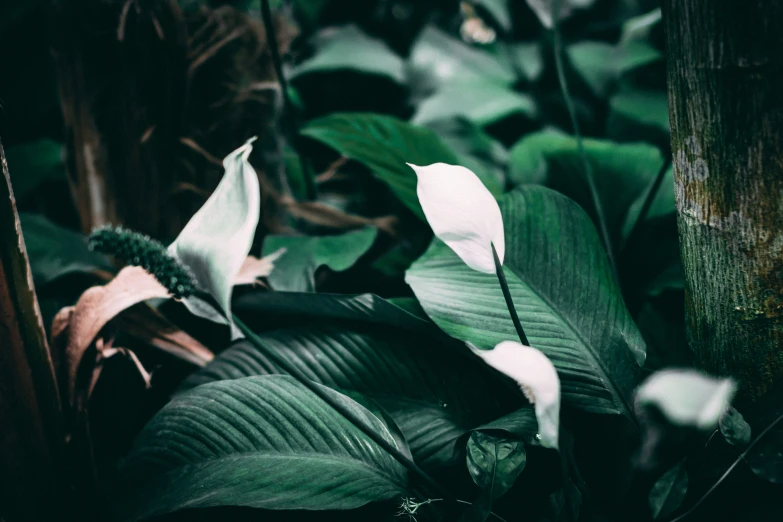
[[472, 341, 561, 449], [635, 370, 736, 430], [169, 138, 260, 335], [408, 163, 504, 274]]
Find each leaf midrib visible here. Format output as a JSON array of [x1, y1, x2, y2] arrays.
[[503, 263, 636, 419]]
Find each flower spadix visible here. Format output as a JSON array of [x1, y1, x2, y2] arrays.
[[472, 341, 561, 449], [408, 162, 504, 274]]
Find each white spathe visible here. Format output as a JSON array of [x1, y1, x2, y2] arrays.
[[635, 369, 736, 430], [168, 137, 260, 338], [473, 341, 561, 449], [408, 162, 504, 274]]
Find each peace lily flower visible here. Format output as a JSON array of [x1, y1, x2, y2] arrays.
[[635, 370, 736, 430], [407, 163, 504, 274], [473, 341, 561, 449]]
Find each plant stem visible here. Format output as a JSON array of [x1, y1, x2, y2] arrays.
[[492, 243, 530, 346], [232, 313, 450, 501], [551, 23, 618, 280], [259, 0, 317, 201], [666, 412, 783, 522], [623, 159, 672, 250]]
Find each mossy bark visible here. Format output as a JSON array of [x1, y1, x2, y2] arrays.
[[662, 0, 783, 399]]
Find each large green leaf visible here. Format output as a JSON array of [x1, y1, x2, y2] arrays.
[[290, 25, 405, 84], [301, 113, 459, 219], [20, 213, 113, 286], [405, 186, 645, 418], [262, 227, 377, 292], [180, 321, 522, 471], [119, 376, 408, 520], [508, 130, 665, 245]]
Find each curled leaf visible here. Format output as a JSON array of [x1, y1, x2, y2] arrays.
[[409, 162, 504, 274], [472, 341, 561, 449]]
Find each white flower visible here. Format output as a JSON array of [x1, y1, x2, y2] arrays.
[[472, 341, 561, 449], [169, 138, 260, 337], [408, 162, 504, 274], [635, 369, 736, 430]]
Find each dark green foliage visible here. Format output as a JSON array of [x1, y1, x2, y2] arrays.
[[88, 225, 196, 298]]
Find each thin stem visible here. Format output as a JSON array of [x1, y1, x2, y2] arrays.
[[259, 0, 317, 201], [232, 313, 450, 501], [623, 159, 672, 250], [552, 23, 618, 280], [667, 412, 783, 522], [492, 243, 530, 346]]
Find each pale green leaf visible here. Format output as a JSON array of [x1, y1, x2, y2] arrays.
[[291, 25, 405, 84], [262, 227, 377, 292], [412, 81, 537, 127]]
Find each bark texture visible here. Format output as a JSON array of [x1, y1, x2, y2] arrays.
[[662, 0, 783, 399], [0, 140, 63, 520]]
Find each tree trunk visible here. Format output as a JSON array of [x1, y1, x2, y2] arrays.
[[662, 0, 783, 400]]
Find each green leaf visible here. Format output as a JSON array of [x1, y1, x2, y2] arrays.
[[180, 321, 521, 471], [504, 43, 544, 83], [648, 461, 688, 520], [20, 213, 113, 286], [262, 227, 377, 292], [405, 186, 645, 418], [608, 89, 670, 136], [4, 140, 65, 201], [290, 25, 405, 84], [301, 113, 459, 219], [119, 375, 408, 520], [475, 0, 512, 32], [567, 41, 661, 97], [233, 291, 434, 333], [291, 0, 330, 27], [423, 118, 507, 195], [169, 139, 260, 327], [412, 81, 537, 127], [622, 166, 675, 239], [466, 432, 527, 500], [509, 130, 665, 245], [719, 406, 752, 448], [620, 9, 662, 44], [408, 26, 515, 95]]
